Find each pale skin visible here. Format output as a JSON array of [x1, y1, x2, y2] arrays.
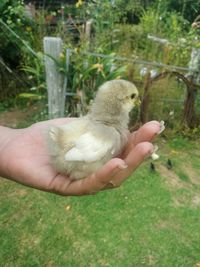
[[0, 119, 161, 196]]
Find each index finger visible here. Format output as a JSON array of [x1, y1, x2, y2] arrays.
[[122, 121, 162, 158]]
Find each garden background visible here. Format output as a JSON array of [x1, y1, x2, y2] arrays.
[[0, 0, 200, 266]]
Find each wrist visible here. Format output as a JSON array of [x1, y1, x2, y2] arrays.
[[0, 126, 25, 178], [0, 126, 16, 151]]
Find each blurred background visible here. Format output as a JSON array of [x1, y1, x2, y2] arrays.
[[0, 0, 200, 135]]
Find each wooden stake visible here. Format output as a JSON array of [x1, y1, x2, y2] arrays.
[[43, 37, 65, 118]]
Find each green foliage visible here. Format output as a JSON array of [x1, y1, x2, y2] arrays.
[[138, 8, 191, 65], [0, 0, 34, 67], [65, 51, 128, 115], [180, 125, 200, 140], [0, 99, 15, 112], [70, 52, 127, 92], [153, 0, 200, 23], [73, 0, 125, 50], [17, 93, 44, 101], [114, 0, 151, 23], [21, 52, 46, 93], [168, 135, 192, 150], [0, 0, 26, 28], [77, 0, 123, 29]]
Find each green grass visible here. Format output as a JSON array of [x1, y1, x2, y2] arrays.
[[0, 137, 200, 267]]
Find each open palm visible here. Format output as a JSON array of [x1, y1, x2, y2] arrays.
[[0, 119, 161, 196]]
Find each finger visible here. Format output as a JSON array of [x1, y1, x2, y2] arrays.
[[104, 142, 154, 188], [80, 158, 128, 194], [131, 120, 161, 145], [122, 121, 161, 158], [49, 158, 127, 196]]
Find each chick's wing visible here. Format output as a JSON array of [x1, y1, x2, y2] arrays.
[[64, 131, 114, 162], [48, 119, 89, 154]]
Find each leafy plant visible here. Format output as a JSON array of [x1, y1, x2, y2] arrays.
[[63, 50, 129, 116], [153, 0, 200, 23], [0, 0, 34, 67], [21, 52, 46, 94]]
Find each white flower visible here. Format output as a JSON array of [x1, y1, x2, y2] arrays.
[[151, 145, 159, 161], [150, 69, 158, 78], [140, 67, 148, 77]]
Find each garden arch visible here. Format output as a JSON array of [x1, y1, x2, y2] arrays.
[[139, 71, 200, 127]]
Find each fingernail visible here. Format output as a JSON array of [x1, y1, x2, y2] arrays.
[[118, 162, 128, 169], [158, 120, 165, 134], [111, 162, 128, 177]]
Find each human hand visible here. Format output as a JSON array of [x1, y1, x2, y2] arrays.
[[0, 119, 161, 196]]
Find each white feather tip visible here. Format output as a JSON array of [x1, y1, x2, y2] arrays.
[[49, 127, 59, 141]]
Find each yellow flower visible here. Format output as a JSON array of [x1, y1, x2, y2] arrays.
[[26, 26, 32, 32], [74, 48, 79, 53], [76, 0, 83, 8], [59, 53, 65, 59], [92, 63, 104, 72]]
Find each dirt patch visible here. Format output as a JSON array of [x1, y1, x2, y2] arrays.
[[171, 195, 189, 207], [158, 165, 200, 208], [158, 165, 190, 190], [0, 110, 28, 128], [193, 150, 200, 156], [155, 220, 168, 230], [182, 165, 200, 185], [172, 193, 200, 208], [0, 105, 39, 128], [191, 194, 200, 207]]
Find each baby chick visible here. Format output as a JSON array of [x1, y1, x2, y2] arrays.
[[48, 79, 139, 180]]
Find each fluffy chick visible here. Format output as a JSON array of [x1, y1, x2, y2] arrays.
[[48, 79, 139, 180]]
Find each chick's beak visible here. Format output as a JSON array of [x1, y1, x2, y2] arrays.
[[131, 94, 140, 107], [134, 97, 141, 106]]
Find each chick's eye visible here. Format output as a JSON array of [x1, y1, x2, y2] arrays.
[[130, 93, 136, 99]]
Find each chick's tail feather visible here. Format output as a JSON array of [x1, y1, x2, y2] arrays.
[[49, 127, 59, 141], [48, 127, 62, 156]]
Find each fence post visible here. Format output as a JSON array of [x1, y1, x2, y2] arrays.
[[85, 20, 92, 40], [43, 37, 65, 119]]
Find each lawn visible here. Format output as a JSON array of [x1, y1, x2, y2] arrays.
[[0, 133, 200, 267]]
